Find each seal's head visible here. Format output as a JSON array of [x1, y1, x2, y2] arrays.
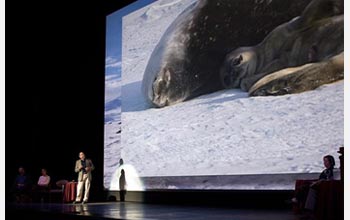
[[220, 48, 257, 90], [150, 67, 189, 107]]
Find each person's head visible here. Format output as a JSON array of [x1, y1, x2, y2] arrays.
[[121, 169, 125, 175], [41, 168, 47, 176], [79, 152, 86, 160], [18, 166, 25, 175], [323, 155, 335, 169]]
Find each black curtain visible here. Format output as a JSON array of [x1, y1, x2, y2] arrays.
[[6, 0, 136, 202]]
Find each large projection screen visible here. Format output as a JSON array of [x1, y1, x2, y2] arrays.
[[104, 0, 344, 191]]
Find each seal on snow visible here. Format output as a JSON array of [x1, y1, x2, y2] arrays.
[[141, 0, 311, 107], [220, 0, 343, 96]]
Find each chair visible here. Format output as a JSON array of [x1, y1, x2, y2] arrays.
[[314, 180, 343, 220], [33, 184, 50, 203], [49, 179, 68, 203], [292, 179, 317, 213]]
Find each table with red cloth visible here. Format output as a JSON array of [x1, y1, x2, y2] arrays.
[[63, 181, 77, 203]]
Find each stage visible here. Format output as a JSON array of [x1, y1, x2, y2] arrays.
[[6, 201, 308, 220]]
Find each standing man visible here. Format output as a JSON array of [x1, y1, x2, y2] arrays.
[[73, 152, 94, 204]]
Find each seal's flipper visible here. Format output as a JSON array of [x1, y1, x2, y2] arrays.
[[249, 52, 343, 96]]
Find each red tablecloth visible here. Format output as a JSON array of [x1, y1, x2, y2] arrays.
[[63, 182, 77, 203]]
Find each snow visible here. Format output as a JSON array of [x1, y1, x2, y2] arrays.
[[104, 74, 122, 188], [120, 83, 343, 177], [104, 0, 344, 190]]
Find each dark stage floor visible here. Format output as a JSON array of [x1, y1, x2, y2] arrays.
[[6, 201, 311, 220]]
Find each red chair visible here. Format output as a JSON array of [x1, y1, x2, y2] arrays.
[[314, 180, 343, 220], [292, 179, 317, 213]]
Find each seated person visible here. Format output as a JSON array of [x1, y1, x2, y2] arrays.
[[304, 155, 335, 211], [10, 166, 33, 203], [291, 154, 336, 213], [37, 168, 50, 188], [34, 168, 51, 202]]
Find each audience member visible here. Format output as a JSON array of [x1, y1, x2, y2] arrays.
[[37, 168, 51, 187], [11, 166, 33, 203], [34, 168, 51, 202], [289, 154, 336, 219], [304, 155, 335, 211]]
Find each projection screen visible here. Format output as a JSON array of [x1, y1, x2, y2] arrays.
[[104, 0, 344, 191]]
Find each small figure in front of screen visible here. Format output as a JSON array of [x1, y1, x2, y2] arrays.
[[119, 169, 127, 202], [290, 155, 336, 212], [304, 155, 335, 211], [73, 152, 95, 204]]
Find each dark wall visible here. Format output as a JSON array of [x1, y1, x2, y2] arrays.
[[6, 1, 136, 201]]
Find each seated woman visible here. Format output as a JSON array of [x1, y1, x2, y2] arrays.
[[304, 155, 335, 210], [34, 168, 51, 202], [291, 155, 335, 210], [37, 168, 51, 188]]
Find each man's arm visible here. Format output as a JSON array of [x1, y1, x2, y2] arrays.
[[75, 160, 82, 173], [86, 159, 95, 172]]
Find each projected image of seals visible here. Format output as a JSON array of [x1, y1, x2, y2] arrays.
[[220, 0, 344, 96], [115, 0, 344, 188], [142, 0, 311, 107]]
